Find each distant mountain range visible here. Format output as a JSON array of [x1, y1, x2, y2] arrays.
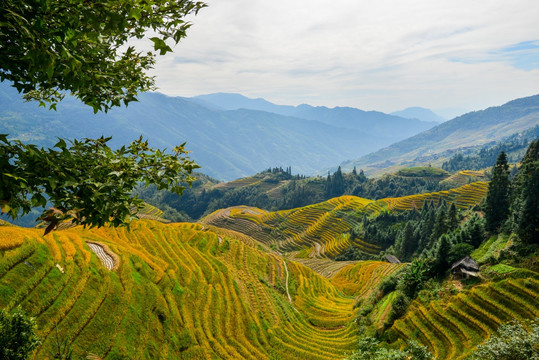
[[192, 93, 439, 135], [0, 83, 436, 181], [390, 107, 447, 123], [340, 94, 539, 175]]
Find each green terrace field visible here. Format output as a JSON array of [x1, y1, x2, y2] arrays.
[[2, 201, 538, 359], [0, 220, 367, 360], [202, 182, 489, 261], [388, 273, 539, 359]]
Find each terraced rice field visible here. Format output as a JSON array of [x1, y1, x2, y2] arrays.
[[203, 183, 488, 261], [331, 261, 406, 298], [0, 220, 359, 359], [441, 170, 488, 187], [388, 276, 539, 359], [203, 197, 379, 259], [379, 181, 489, 211]]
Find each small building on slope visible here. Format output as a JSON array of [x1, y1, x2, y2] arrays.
[[451, 256, 480, 279], [384, 254, 401, 264]]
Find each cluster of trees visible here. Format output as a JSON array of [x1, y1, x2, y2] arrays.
[[484, 141, 539, 244], [338, 200, 484, 266], [347, 140, 538, 336]]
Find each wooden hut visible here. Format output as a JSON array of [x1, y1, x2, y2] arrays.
[[451, 256, 479, 279], [384, 254, 401, 264]]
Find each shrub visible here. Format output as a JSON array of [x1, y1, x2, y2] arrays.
[[0, 307, 41, 360], [468, 319, 539, 360]]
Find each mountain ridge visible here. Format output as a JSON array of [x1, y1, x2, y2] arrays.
[[340, 93, 539, 175], [0, 82, 436, 181]]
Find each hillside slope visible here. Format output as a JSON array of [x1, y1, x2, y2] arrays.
[[201, 181, 489, 261], [0, 221, 360, 359], [342, 94, 539, 175]]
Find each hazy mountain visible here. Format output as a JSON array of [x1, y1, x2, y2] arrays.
[[2, 82, 431, 181], [341, 94, 539, 175], [193, 93, 438, 144], [192, 92, 294, 113], [391, 107, 446, 123]]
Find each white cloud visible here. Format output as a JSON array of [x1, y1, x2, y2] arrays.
[[149, 0, 539, 113]]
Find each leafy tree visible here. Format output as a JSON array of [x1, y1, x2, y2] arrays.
[[0, 136, 198, 232], [469, 319, 539, 360], [485, 151, 510, 232], [345, 336, 432, 360], [1, 0, 206, 112], [0, 0, 206, 229], [400, 258, 430, 298], [0, 307, 41, 360], [448, 242, 474, 264]]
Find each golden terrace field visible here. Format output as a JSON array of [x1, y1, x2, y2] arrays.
[[202, 182, 489, 260], [0, 220, 364, 360]]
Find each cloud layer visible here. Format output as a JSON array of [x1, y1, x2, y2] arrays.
[[149, 0, 539, 114]]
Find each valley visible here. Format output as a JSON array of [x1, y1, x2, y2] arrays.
[[1, 153, 538, 359], [1, 2, 538, 359]]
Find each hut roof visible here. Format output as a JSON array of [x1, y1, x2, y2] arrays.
[[384, 255, 401, 264], [451, 256, 479, 271]]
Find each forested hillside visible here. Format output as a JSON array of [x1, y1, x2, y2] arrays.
[[136, 165, 488, 222]]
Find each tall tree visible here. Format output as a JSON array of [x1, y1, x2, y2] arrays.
[[510, 140, 539, 244], [485, 151, 510, 232], [399, 222, 416, 260], [432, 206, 448, 242], [433, 234, 451, 276], [447, 203, 459, 231]]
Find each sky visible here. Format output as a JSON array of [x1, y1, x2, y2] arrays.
[[147, 0, 539, 118]]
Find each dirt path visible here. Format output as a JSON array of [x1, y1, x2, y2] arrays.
[[87, 242, 117, 271], [283, 260, 292, 303]]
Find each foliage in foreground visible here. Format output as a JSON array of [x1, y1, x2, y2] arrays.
[[0, 306, 41, 360], [468, 319, 539, 360], [0, 0, 206, 112], [345, 336, 432, 360], [0, 136, 198, 232]]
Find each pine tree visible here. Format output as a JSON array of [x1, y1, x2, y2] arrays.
[[433, 234, 451, 276], [447, 203, 459, 231], [432, 207, 448, 242], [485, 151, 510, 232], [400, 222, 416, 260], [510, 140, 539, 244]]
